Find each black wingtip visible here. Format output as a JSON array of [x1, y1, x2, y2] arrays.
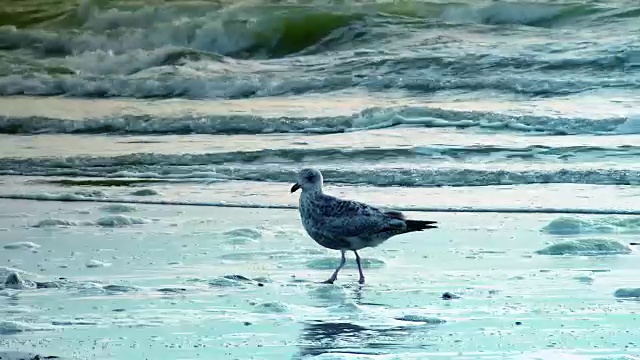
[[405, 220, 438, 232]]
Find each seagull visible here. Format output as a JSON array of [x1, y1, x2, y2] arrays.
[[290, 168, 438, 284]]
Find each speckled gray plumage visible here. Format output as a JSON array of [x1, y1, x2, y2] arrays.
[[291, 168, 437, 284], [299, 190, 409, 251]]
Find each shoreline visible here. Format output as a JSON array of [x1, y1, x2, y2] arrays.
[[2, 193, 640, 216]]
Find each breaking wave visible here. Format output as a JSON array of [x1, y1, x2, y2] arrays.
[[0, 71, 636, 99], [0, 1, 638, 99], [0, 107, 636, 135]]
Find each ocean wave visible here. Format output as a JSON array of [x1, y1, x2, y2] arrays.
[[5, 1, 631, 33], [206, 167, 640, 187], [0, 1, 637, 99], [1, 164, 639, 187], [0, 107, 635, 135], [0, 5, 364, 59], [1, 71, 635, 99], [2, 145, 639, 170]]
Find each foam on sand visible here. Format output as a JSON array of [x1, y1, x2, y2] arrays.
[[85, 260, 112, 268], [2, 272, 36, 290], [222, 228, 264, 244], [542, 216, 640, 235], [94, 215, 149, 227], [208, 274, 260, 288], [33, 218, 81, 227], [254, 302, 291, 314], [32, 215, 149, 228], [223, 228, 263, 240], [394, 315, 446, 324], [535, 238, 632, 256], [100, 204, 137, 213], [130, 189, 160, 196]]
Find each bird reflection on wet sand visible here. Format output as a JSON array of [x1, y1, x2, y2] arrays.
[[296, 320, 437, 358], [296, 286, 441, 358]]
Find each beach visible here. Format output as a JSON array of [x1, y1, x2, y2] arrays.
[[1, 0, 640, 358]]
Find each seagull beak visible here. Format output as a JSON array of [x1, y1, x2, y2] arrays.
[[290, 183, 301, 193]]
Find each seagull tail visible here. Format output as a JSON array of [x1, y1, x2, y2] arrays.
[[404, 220, 438, 233]]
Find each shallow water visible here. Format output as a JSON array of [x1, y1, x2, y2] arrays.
[[1, 0, 640, 358]]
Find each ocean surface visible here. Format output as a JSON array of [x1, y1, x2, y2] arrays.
[[0, 0, 639, 359]]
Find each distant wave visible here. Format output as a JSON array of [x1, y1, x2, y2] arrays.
[[2, 2, 635, 58], [0, 5, 365, 59], [1, 107, 636, 135], [5, 1, 635, 37]]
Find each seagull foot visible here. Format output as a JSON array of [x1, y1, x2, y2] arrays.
[[321, 279, 336, 284], [358, 277, 365, 285]]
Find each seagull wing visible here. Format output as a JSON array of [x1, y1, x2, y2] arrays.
[[314, 195, 405, 239]]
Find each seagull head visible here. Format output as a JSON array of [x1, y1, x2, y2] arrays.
[[291, 168, 323, 193]]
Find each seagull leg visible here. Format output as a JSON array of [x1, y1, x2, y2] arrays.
[[354, 250, 365, 284], [322, 249, 346, 284]]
